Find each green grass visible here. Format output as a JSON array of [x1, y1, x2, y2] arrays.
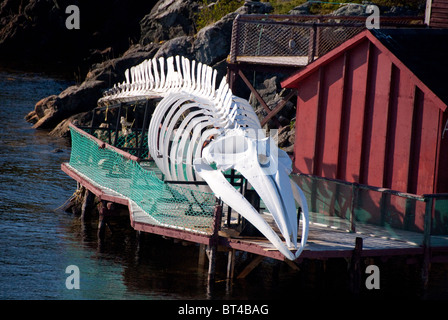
[[269, 0, 425, 14], [195, 0, 245, 31]]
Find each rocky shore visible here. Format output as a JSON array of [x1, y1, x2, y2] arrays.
[[6, 0, 422, 145]]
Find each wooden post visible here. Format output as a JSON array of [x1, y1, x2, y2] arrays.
[[425, 0, 433, 26], [421, 196, 434, 295], [206, 245, 217, 284], [350, 184, 359, 233], [380, 192, 391, 227], [98, 201, 114, 241], [227, 249, 236, 280], [226, 169, 235, 226], [349, 237, 363, 295], [136, 230, 145, 249], [80, 188, 94, 221], [137, 100, 150, 159], [198, 243, 206, 268], [207, 201, 223, 284], [237, 69, 282, 127], [113, 104, 122, 147], [308, 23, 317, 64]]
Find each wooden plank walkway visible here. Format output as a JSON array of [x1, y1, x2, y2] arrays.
[[218, 214, 428, 261], [235, 56, 311, 67], [61, 161, 448, 263], [62, 162, 215, 245]]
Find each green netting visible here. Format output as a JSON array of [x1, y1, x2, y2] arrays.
[[87, 128, 149, 159], [69, 127, 217, 234]]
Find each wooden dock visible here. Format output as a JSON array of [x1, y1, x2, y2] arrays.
[[60, 123, 448, 292], [61, 160, 448, 284]]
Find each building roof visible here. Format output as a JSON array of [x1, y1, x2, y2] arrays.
[[282, 28, 448, 111]]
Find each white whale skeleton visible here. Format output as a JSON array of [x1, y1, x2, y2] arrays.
[[100, 56, 309, 260]]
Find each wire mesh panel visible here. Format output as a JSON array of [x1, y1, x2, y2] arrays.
[[69, 126, 217, 234], [316, 24, 364, 56], [236, 21, 312, 58], [230, 14, 424, 66], [291, 173, 434, 246], [84, 127, 150, 159]]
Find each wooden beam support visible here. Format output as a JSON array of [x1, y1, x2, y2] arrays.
[[284, 259, 301, 272], [237, 255, 264, 279], [237, 69, 282, 127], [260, 89, 297, 127]]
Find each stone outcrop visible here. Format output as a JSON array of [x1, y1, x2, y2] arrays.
[[25, 42, 161, 132], [140, 0, 199, 45], [25, 80, 104, 130]]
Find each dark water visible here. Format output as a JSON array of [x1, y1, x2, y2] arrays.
[[0, 70, 447, 301]]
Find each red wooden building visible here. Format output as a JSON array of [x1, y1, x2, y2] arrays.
[[426, 0, 448, 28], [282, 28, 448, 231]]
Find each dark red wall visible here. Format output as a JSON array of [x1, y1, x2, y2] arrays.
[[289, 37, 445, 195]]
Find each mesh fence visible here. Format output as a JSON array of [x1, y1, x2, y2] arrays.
[[86, 128, 150, 159], [230, 15, 424, 64], [69, 126, 217, 234], [236, 21, 312, 57], [292, 173, 448, 246]]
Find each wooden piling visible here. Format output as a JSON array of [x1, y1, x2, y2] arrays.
[[98, 201, 114, 241], [207, 245, 217, 283], [207, 201, 223, 284], [198, 243, 206, 268], [421, 197, 434, 295], [80, 188, 95, 221], [227, 249, 236, 280], [349, 237, 363, 295]]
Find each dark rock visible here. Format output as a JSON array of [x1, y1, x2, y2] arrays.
[[27, 80, 105, 130], [154, 36, 194, 60], [289, 2, 312, 15], [153, 11, 238, 79], [330, 4, 369, 16], [249, 76, 279, 112], [384, 6, 421, 16], [140, 0, 199, 45], [192, 12, 237, 66], [242, 1, 273, 14], [49, 112, 91, 138], [87, 43, 161, 85], [26, 42, 162, 135], [276, 125, 291, 147]]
